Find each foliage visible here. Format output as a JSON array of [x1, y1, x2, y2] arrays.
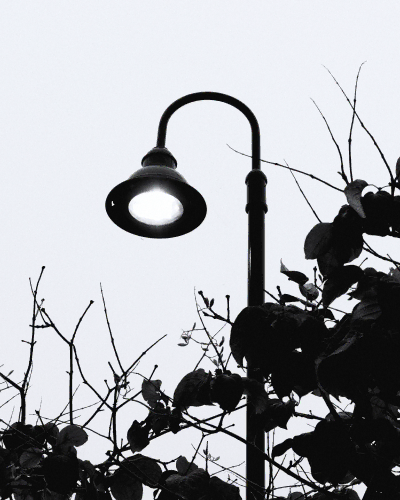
[[2, 66, 400, 500]]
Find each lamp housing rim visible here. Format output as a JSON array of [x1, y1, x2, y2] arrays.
[[106, 165, 207, 238]]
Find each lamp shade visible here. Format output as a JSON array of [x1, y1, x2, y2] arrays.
[[105, 148, 207, 238]]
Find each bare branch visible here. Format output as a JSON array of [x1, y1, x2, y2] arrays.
[[323, 64, 395, 188], [286, 161, 321, 222], [310, 98, 347, 185], [349, 62, 366, 182], [100, 284, 125, 374], [227, 144, 344, 192]]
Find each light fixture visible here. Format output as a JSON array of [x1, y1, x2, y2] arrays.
[[105, 92, 267, 499], [105, 147, 207, 238]]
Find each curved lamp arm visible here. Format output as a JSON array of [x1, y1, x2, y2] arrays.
[[155, 91, 261, 171]]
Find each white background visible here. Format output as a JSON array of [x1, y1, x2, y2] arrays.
[[1, 2, 400, 498]]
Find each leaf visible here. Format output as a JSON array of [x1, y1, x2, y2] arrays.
[[141, 379, 162, 408], [272, 438, 293, 458], [389, 267, 400, 283], [299, 283, 319, 301], [261, 399, 296, 432], [173, 369, 212, 410], [19, 447, 43, 468], [111, 469, 143, 500], [242, 377, 270, 414], [280, 261, 308, 285], [176, 456, 198, 476], [127, 421, 150, 453], [322, 265, 363, 307], [230, 305, 282, 368], [165, 469, 209, 500], [280, 294, 300, 304], [288, 493, 305, 500], [351, 299, 382, 322], [209, 476, 242, 499], [304, 223, 334, 260], [316, 331, 368, 399], [396, 157, 400, 180], [344, 179, 368, 218], [280, 259, 289, 273], [210, 373, 243, 412], [57, 424, 88, 447], [120, 454, 162, 488], [42, 453, 79, 494]]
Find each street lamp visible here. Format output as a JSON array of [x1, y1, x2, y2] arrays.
[[106, 92, 267, 500]]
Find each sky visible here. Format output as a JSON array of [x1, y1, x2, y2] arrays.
[[1, 1, 400, 498]]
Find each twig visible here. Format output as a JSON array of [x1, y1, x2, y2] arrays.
[[189, 416, 341, 498], [363, 240, 400, 266], [20, 266, 46, 423], [264, 290, 280, 303], [69, 300, 94, 424], [100, 284, 124, 374], [195, 290, 226, 370], [124, 335, 167, 377], [323, 65, 395, 190], [349, 62, 366, 182], [227, 144, 344, 193], [310, 99, 347, 185], [286, 161, 321, 222]]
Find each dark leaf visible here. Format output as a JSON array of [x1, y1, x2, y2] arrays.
[[322, 265, 363, 307], [287, 493, 304, 500], [304, 223, 334, 260], [242, 377, 269, 414], [173, 369, 212, 410], [120, 454, 162, 488], [317, 248, 342, 278], [261, 399, 296, 432], [272, 438, 293, 458], [230, 305, 275, 368], [2, 422, 33, 451], [19, 447, 42, 468], [111, 469, 143, 500], [127, 421, 150, 453], [316, 330, 369, 399], [280, 294, 300, 304], [281, 258, 308, 285], [42, 453, 79, 494], [209, 476, 242, 500], [57, 424, 88, 447], [165, 469, 209, 500], [298, 316, 330, 359], [361, 191, 393, 236], [176, 456, 198, 476], [344, 179, 368, 218], [210, 374, 243, 412], [351, 299, 382, 322], [142, 379, 162, 408], [271, 351, 317, 398], [281, 270, 309, 286]]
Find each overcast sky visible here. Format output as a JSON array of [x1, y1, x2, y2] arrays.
[[1, 2, 400, 498]]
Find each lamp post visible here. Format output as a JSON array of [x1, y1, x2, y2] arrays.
[[106, 92, 267, 500]]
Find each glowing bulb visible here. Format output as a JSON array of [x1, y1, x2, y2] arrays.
[[128, 189, 184, 226]]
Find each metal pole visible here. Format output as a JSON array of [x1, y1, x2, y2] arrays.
[[156, 92, 267, 499]]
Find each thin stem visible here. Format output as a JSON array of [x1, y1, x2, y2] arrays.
[[310, 99, 347, 185], [286, 162, 321, 222], [323, 65, 395, 190], [348, 62, 366, 182], [100, 284, 124, 374], [69, 300, 94, 424], [227, 144, 344, 193]]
